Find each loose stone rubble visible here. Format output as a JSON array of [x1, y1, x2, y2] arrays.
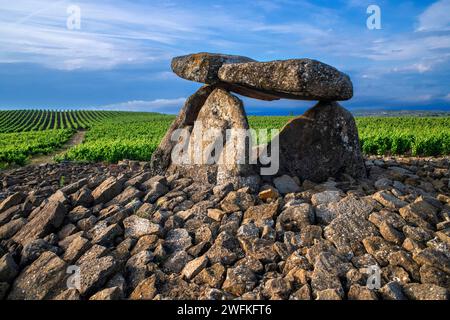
[[0, 156, 448, 300]]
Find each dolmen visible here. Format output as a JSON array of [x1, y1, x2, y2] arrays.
[[150, 53, 366, 189]]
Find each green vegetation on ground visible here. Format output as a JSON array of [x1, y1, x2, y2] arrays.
[[356, 117, 450, 156], [0, 110, 449, 167], [57, 113, 175, 163], [0, 110, 124, 133], [0, 129, 74, 166]]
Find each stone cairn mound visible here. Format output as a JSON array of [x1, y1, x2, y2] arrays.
[[0, 55, 449, 301], [150, 52, 366, 189]]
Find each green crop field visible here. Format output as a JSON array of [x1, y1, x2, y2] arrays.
[[356, 117, 450, 156], [0, 110, 449, 167], [0, 110, 159, 167], [58, 113, 175, 163], [0, 129, 74, 166], [0, 110, 124, 133]]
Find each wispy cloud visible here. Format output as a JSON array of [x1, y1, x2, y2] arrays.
[[0, 0, 449, 110], [417, 0, 450, 31], [99, 98, 186, 113], [0, 0, 338, 70], [0, 0, 183, 70], [251, 23, 329, 37]]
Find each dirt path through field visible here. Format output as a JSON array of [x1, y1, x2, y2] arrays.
[[29, 130, 86, 165]]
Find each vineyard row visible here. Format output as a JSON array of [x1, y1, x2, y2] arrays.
[[0, 110, 126, 133]]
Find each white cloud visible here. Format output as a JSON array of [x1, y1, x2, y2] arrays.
[[98, 98, 186, 113], [392, 63, 432, 74], [251, 23, 328, 37], [0, 0, 190, 70], [444, 93, 450, 101], [0, 0, 254, 70], [0, 0, 449, 110], [0, 0, 338, 70], [417, 0, 450, 32], [412, 94, 433, 102], [365, 35, 450, 61]]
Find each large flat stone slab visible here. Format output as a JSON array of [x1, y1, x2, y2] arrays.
[[218, 59, 353, 101], [171, 53, 353, 101]]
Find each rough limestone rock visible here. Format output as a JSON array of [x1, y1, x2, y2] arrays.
[[123, 215, 162, 239], [13, 201, 66, 245], [92, 177, 124, 205], [8, 252, 67, 300], [0, 253, 19, 283], [218, 59, 353, 101], [150, 85, 215, 175], [0, 192, 26, 213], [402, 283, 448, 300], [0, 217, 26, 239], [273, 175, 301, 194], [168, 88, 257, 188], [268, 101, 366, 182], [324, 196, 379, 257], [171, 52, 255, 84], [79, 256, 118, 296]]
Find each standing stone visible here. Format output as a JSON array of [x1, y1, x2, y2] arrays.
[[268, 101, 366, 182], [168, 88, 258, 188], [150, 85, 214, 175]]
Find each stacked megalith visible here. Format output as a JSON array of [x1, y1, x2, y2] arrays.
[[150, 52, 366, 187]]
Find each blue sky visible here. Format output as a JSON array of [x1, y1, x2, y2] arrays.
[[0, 0, 449, 115]]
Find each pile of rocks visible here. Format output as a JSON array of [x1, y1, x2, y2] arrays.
[[0, 156, 449, 300], [150, 53, 366, 188]]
